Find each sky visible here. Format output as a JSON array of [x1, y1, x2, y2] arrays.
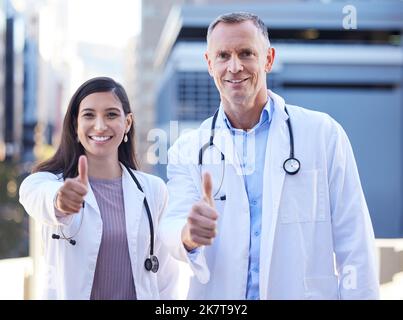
[[69, 0, 141, 48]]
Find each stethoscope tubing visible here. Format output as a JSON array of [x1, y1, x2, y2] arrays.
[[200, 105, 300, 175]]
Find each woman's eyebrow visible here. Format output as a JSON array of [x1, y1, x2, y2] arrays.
[[80, 107, 122, 112]]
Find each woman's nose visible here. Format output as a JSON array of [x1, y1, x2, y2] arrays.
[[94, 117, 107, 131]]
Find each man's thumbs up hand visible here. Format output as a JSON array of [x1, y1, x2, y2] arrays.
[[181, 171, 218, 251], [202, 172, 214, 208]]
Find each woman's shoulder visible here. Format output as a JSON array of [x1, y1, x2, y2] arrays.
[[128, 169, 166, 192], [22, 170, 63, 184], [19, 171, 64, 198]]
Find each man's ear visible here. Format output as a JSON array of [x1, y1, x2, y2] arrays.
[[265, 47, 276, 73], [205, 51, 214, 77]]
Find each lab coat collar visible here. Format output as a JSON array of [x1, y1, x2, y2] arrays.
[[213, 89, 288, 130], [83, 163, 145, 213], [120, 163, 146, 203], [209, 89, 289, 169], [268, 89, 289, 122]]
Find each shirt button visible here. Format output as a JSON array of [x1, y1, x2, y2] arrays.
[[254, 230, 260, 237], [251, 200, 257, 206], [253, 267, 259, 273]]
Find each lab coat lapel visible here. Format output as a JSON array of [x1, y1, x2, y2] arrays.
[[84, 183, 100, 214], [206, 112, 251, 294], [260, 91, 290, 299], [212, 113, 243, 177]]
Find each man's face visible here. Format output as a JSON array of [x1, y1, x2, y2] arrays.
[[205, 20, 275, 108]]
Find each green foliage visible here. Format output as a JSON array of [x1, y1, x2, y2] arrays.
[[0, 161, 29, 259]]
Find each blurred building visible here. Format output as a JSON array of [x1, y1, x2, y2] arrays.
[[123, 34, 139, 141], [130, 0, 248, 170], [127, 0, 184, 172], [0, 0, 41, 263], [0, 0, 76, 298], [37, 0, 75, 153], [0, 0, 5, 161], [4, 0, 25, 162], [76, 43, 125, 82]]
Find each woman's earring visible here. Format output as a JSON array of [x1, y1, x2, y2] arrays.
[[124, 134, 128, 143], [76, 136, 80, 143]]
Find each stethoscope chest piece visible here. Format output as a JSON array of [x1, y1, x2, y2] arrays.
[[144, 255, 159, 273], [283, 157, 300, 175]]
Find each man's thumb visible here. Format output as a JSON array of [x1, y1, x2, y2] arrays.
[[78, 155, 88, 185], [202, 172, 214, 207]]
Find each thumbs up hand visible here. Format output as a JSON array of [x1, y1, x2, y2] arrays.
[[77, 154, 89, 186], [181, 172, 218, 251], [202, 172, 214, 208], [55, 155, 89, 215]]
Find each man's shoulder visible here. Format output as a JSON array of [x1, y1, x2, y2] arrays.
[[285, 104, 338, 129], [286, 104, 330, 120]]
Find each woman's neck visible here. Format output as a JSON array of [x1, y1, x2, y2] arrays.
[[87, 156, 122, 179]]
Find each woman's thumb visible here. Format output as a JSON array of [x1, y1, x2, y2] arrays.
[[78, 155, 88, 185]]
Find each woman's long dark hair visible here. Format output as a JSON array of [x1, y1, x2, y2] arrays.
[[33, 77, 139, 178]]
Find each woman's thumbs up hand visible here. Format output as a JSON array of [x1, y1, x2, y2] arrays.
[[55, 155, 89, 215], [77, 155, 89, 186]]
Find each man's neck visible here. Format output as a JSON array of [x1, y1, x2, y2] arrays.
[[222, 100, 268, 130], [221, 91, 268, 130]]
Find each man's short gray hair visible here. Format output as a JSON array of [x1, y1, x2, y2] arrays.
[[206, 12, 270, 47]]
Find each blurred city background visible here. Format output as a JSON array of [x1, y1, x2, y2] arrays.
[[0, 0, 402, 299]]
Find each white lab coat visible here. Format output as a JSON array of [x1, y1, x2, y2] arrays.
[[159, 90, 379, 300], [19, 164, 179, 300]]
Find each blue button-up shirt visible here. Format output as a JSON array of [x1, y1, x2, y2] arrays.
[[221, 99, 273, 300]]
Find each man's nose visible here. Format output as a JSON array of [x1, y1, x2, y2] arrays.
[[94, 117, 107, 131], [227, 55, 243, 73]]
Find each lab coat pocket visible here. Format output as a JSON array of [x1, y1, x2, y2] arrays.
[[279, 169, 326, 223], [304, 275, 339, 300]]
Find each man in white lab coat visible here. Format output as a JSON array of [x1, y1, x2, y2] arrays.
[[159, 12, 379, 299]]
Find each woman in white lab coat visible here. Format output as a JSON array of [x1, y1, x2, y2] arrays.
[[19, 77, 178, 300]]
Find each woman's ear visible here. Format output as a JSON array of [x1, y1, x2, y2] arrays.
[[126, 113, 133, 132]]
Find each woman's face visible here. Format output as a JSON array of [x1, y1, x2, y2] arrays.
[[76, 91, 132, 161]]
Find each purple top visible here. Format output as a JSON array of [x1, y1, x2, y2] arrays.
[[89, 176, 136, 300]]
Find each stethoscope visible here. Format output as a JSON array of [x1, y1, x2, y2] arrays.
[[198, 106, 301, 198], [52, 165, 159, 273]]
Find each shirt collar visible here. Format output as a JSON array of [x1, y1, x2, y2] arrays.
[[219, 98, 273, 134]]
